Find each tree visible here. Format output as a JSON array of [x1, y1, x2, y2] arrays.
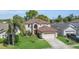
[[13, 15, 24, 24], [6, 19, 16, 45], [13, 15, 26, 35], [62, 14, 75, 22], [68, 14, 74, 21], [50, 19, 53, 23], [36, 15, 50, 22], [55, 15, 63, 22], [69, 14, 75, 21], [63, 17, 70, 23], [70, 14, 74, 18], [25, 10, 38, 20], [74, 16, 78, 19]]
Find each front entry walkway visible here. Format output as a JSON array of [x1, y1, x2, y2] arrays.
[[45, 38, 73, 49]]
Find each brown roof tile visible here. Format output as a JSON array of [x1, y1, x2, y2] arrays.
[[25, 19, 50, 24], [38, 26, 57, 34]]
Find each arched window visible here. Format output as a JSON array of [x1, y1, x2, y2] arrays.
[[34, 24, 38, 29]]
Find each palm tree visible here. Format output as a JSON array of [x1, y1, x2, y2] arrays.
[[7, 19, 16, 45], [13, 15, 26, 36]]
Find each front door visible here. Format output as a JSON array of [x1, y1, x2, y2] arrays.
[[34, 24, 38, 34]]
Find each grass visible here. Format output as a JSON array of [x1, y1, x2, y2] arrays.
[[0, 44, 7, 49], [74, 45, 79, 49], [57, 35, 74, 45], [0, 38, 4, 43], [0, 43, 15, 49], [73, 44, 79, 49], [14, 35, 51, 49], [0, 35, 51, 49]]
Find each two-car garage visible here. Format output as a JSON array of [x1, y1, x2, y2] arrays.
[[41, 33, 57, 40], [38, 26, 57, 40]]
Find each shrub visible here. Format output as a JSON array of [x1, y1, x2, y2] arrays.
[[15, 35, 19, 43], [66, 40, 69, 42], [57, 36, 74, 45], [29, 39, 35, 43], [26, 31, 32, 36], [36, 33, 42, 39], [0, 38, 4, 43]]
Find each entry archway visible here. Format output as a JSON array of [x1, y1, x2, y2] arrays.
[[34, 24, 38, 34]]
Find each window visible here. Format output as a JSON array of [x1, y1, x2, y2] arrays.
[[28, 24, 30, 27], [65, 31, 75, 32], [34, 24, 38, 29]]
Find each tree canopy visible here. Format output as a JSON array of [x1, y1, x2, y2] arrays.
[[36, 15, 50, 22], [13, 15, 26, 35], [25, 10, 51, 23], [54, 14, 79, 23], [55, 15, 63, 22], [25, 10, 38, 20], [6, 19, 16, 45]]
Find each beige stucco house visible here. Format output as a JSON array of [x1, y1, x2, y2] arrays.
[[25, 19, 57, 39]]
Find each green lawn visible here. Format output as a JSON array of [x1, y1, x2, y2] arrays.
[[57, 35, 74, 45], [14, 35, 51, 49], [0, 44, 7, 49], [74, 46, 79, 49], [73, 44, 79, 49], [0, 35, 51, 49]]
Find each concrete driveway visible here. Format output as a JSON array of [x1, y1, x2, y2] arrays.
[[45, 38, 72, 49]]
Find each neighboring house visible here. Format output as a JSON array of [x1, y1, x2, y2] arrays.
[[25, 19, 57, 39], [70, 22, 79, 35], [0, 23, 8, 38], [52, 23, 76, 36]]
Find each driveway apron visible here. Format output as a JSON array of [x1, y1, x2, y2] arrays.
[[45, 38, 72, 49]]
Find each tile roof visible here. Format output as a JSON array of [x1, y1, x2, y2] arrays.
[[25, 19, 50, 24], [38, 26, 57, 34]]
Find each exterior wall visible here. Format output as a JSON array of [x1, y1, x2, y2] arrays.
[[25, 24, 32, 32], [41, 33, 56, 40], [37, 24, 51, 29], [0, 32, 7, 38], [63, 27, 76, 36], [33, 23, 51, 29], [76, 30, 79, 35], [55, 32, 58, 37], [25, 23, 51, 32]]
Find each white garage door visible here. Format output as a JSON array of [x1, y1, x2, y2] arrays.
[[42, 34, 55, 40]]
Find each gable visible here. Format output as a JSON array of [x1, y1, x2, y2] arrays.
[[64, 27, 76, 32]]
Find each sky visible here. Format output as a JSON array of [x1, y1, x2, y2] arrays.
[[0, 10, 79, 19]]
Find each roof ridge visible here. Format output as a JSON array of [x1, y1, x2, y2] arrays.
[[25, 19, 50, 24]]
